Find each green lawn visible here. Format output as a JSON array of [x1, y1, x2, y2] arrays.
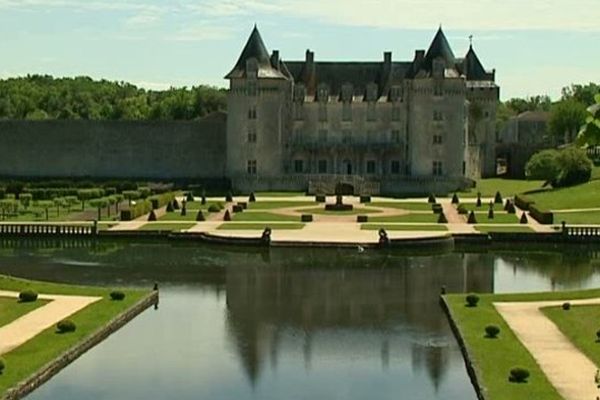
[[302, 207, 382, 216], [254, 191, 306, 197], [216, 223, 305, 230], [0, 297, 48, 327], [458, 202, 505, 212], [370, 202, 434, 211], [247, 201, 317, 210], [471, 212, 520, 224], [475, 225, 534, 233], [554, 210, 600, 224], [459, 178, 545, 198], [181, 201, 223, 210], [159, 211, 200, 221], [542, 305, 600, 368], [0, 275, 149, 397], [232, 211, 299, 222], [368, 213, 438, 223], [527, 180, 600, 210], [137, 223, 196, 232], [361, 224, 447, 231]]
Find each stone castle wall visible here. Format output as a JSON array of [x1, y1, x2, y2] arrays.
[[0, 113, 226, 179]]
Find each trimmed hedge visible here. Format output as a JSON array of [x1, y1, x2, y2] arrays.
[[120, 200, 153, 221], [509, 367, 530, 383], [301, 214, 313, 222], [360, 195, 371, 203], [529, 204, 553, 225], [514, 194, 534, 211], [232, 205, 243, 213], [315, 195, 326, 203], [110, 291, 125, 301], [19, 290, 38, 303], [356, 215, 368, 223], [149, 192, 175, 210], [432, 203, 443, 214], [56, 320, 77, 333]]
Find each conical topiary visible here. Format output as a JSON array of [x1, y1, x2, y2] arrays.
[[520, 213, 528, 224], [186, 192, 194, 202], [166, 201, 174, 212], [249, 192, 256, 202], [148, 210, 157, 221], [181, 207, 186, 216], [428, 193, 436, 203], [507, 202, 516, 214], [173, 199, 180, 210], [504, 199, 510, 211], [196, 210, 205, 221], [476, 195, 482, 208], [225, 191, 233, 202], [467, 211, 477, 224], [494, 191, 503, 204], [201, 189, 207, 205], [223, 210, 231, 221], [452, 193, 460, 204], [437, 212, 448, 223], [488, 208, 494, 219]]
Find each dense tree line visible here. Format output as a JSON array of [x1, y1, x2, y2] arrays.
[[0, 75, 226, 120]]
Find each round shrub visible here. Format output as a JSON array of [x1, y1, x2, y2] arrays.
[[19, 290, 38, 303], [208, 204, 220, 213], [525, 149, 560, 181], [554, 146, 592, 187], [56, 320, 76, 333], [110, 291, 125, 301], [509, 367, 530, 383], [0, 358, 4, 374], [466, 294, 480, 307], [485, 325, 500, 338], [596, 329, 600, 341], [562, 302, 571, 311]]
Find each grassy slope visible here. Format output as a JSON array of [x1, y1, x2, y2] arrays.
[[459, 178, 545, 198], [0, 275, 149, 396], [445, 289, 600, 400], [527, 180, 600, 210], [0, 297, 48, 327], [217, 223, 304, 230], [361, 224, 447, 231], [542, 305, 600, 368], [554, 211, 600, 224]]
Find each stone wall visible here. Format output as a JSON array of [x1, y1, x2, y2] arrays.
[[0, 113, 226, 179]]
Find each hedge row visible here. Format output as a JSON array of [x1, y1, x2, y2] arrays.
[[148, 192, 175, 210], [529, 204, 554, 224], [514, 195, 535, 211], [120, 200, 153, 221]]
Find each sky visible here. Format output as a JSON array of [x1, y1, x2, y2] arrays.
[[0, 0, 599, 100]]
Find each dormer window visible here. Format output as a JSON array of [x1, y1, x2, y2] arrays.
[[246, 58, 259, 77], [294, 84, 306, 103], [366, 83, 378, 102], [317, 85, 329, 102], [341, 84, 353, 102]]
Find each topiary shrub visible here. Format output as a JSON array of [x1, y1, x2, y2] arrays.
[[360, 195, 371, 203], [19, 290, 38, 303], [437, 212, 448, 223], [507, 202, 516, 214], [223, 210, 231, 221], [56, 319, 77, 333], [466, 294, 480, 307], [208, 204, 220, 213], [110, 291, 125, 301], [166, 201, 174, 212], [196, 210, 205, 221], [356, 215, 368, 223], [238, 202, 247, 210], [0, 358, 5, 374], [494, 191, 503, 204], [249, 192, 256, 202], [172, 199, 180, 210], [476, 196, 482, 208], [180, 207, 186, 216], [428, 193, 436, 203], [467, 211, 477, 224], [225, 192, 233, 202], [301, 214, 313, 222], [451, 193, 460, 204], [201, 195, 206, 205], [554, 146, 593, 187], [186, 192, 194, 202], [596, 329, 600, 342], [562, 302, 571, 311], [315, 195, 326, 203], [504, 199, 510, 211], [509, 367, 530, 383], [520, 213, 529, 224], [147, 210, 157, 221], [488, 208, 494, 219], [457, 204, 468, 215], [232, 205, 243, 213], [485, 325, 500, 338], [432, 203, 443, 214]]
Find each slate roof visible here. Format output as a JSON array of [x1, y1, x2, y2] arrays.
[[421, 27, 456, 71], [459, 45, 494, 81], [225, 26, 287, 79]]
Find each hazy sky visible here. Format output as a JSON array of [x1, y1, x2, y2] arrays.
[[1, 0, 599, 100]]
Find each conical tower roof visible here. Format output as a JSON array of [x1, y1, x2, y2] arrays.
[[225, 26, 286, 79], [421, 27, 456, 72], [463, 45, 487, 80]]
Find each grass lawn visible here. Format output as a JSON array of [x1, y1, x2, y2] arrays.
[[181, 201, 224, 210], [247, 201, 317, 210], [232, 212, 299, 222], [303, 207, 383, 216], [137, 223, 196, 232], [527, 180, 600, 210], [368, 213, 438, 223], [554, 210, 600, 225], [0, 297, 49, 327], [471, 212, 520, 224], [159, 211, 199, 222], [254, 191, 305, 197], [0, 275, 150, 397], [542, 305, 600, 368], [361, 224, 447, 231], [370, 202, 434, 211], [216, 223, 305, 230], [475, 225, 534, 233], [458, 178, 545, 198]]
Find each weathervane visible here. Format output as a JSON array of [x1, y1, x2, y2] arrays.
[[469, 34, 473, 46]]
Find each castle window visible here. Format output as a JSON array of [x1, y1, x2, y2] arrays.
[[294, 159, 304, 173], [366, 160, 376, 174], [390, 161, 401, 175], [317, 85, 329, 102], [247, 127, 257, 143], [247, 81, 257, 96], [342, 130, 352, 144], [247, 160, 257, 175], [433, 110, 444, 121], [248, 106, 257, 120], [342, 102, 352, 121], [433, 134, 443, 144], [318, 129, 328, 143], [367, 102, 376, 121], [318, 103, 328, 121], [318, 159, 327, 174], [432, 161, 443, 176], [391, 106, 401, 121]]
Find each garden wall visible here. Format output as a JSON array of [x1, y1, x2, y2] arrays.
[[0, 113, 226, 179]]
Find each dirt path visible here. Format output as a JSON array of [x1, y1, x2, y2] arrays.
[[495, 298, 600, 400], [0, 291, 102, 355]]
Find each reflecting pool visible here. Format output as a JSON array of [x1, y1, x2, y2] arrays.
[[0, 239, 597, 399]]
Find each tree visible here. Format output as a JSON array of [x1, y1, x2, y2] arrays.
[[548, 99, 587, 143], [122, 190, 140, 206], [19, 193, 32, 209], [89, 198, 108, 221], [561, 83, 600, 106], [577, 94, 600, 146], [525, 149, 560, 181], [504, 95, 552, 115], [554, 146, 593, 187], [37, 200, 54, 220]]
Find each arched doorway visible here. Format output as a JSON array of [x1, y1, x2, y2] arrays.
[[342, 159, 353, 175]]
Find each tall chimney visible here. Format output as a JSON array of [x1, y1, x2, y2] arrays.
[[384, 51, 392, 65], [271, 50, 280, 70]]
